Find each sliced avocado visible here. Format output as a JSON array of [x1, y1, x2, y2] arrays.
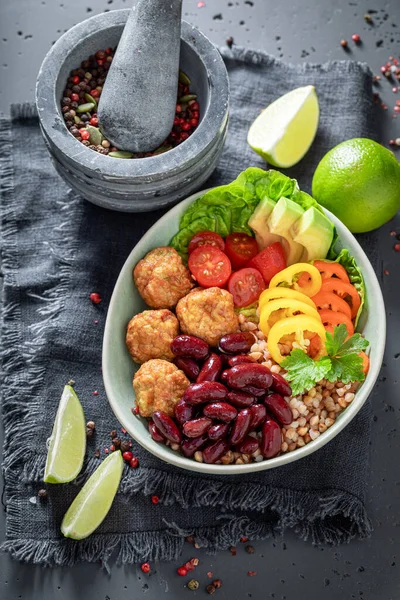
[[291, 207, 334, 261], [248, 196, 282, 249], [267, 197, 304, 265]]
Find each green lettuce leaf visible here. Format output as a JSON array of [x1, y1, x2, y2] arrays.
[[170, 168, 318, 260]]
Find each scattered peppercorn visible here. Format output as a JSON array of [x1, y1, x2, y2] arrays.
[[213, 579, 222, 589], [94, 449, 100, 458], [206, 584, 216, 595], [364, 14, 373, 23], [245, 545, 255, 554], [112, 437, 121, 449], [229, 546, 237, 556], [141, 562, 150, 573], [87, 421, 96, 430], [240, 536, 249, 543], [109, 444, 115, 452], [120, 439, 131, 453], [226, 36, 234, 48], [190, 557, 200, 567], [38, 489, 48, 499], [247, 570, 257, 576], [185, 561, 195, 572], [177, 566, 188, 576], [122, 451, 133, 462], [151, 495, 160, 505], [89, 292, 102, 304], [186, 536, 195, 545], [384, 269, 390, 275], [86, 427, 94, 438], [340, 39, 348, 48], [187, 579, 199, 591], [351, 33, 361, 43], [130, 457, 139, 468], [131, 406, 140, 415], [394, 243, 400, 252]]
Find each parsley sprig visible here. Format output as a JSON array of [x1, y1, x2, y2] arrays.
[[280, 324, 369, 395]]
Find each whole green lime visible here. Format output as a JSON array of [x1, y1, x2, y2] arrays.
[[312, 138, 400, 233]]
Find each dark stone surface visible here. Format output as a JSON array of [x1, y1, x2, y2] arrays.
[[1, 1, 400, 599], [98, 0, 182, 152]]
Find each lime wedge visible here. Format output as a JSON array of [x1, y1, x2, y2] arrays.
[[247, 85, 319, 168], [44, 385, 86, 484], [61, 450, 124, 540]]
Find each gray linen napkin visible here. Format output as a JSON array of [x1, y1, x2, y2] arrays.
[[0, 47, 379, 568]]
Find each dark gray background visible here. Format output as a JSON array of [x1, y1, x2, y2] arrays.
[[1, 0, 399, 599]]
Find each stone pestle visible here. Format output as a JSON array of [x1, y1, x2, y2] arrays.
[[98, 0, 183, 153]]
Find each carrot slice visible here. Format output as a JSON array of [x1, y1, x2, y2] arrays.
[[359, 351, 370, 375], [311, 291, 352, 320], [318, 309, 354, 337], [313, 260, 350, 283], [320, 279, 361, 319]]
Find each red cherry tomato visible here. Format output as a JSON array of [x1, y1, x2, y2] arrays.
[[188, 246, 231, 288], [224, 233, 259, 270], [188, 231, 225, 255], [246, 242, 287, 285], [228, 268, 265, 307]]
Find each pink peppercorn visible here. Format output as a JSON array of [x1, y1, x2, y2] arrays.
[[130, 457, 139, 468], [141, 563, 150, 573], [89, 292, 101, 304], [122, 451, 133, 462], [394, 243, 400, 252], [151, 495, 160, 504], [177, 566, 188, 576], [351, 34, 361, 43]]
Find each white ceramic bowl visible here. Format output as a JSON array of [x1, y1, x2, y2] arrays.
[[102, 189, 386, 474]]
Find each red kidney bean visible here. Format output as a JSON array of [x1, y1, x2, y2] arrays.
[[270, 372, 292, 397], [203, 402, 237, 422], [174, 399, 195, 425], [171, 335, 209, 360], [227, 354, 256, 367], [241, 385, 266, 398], [152, 410, 182, 444], [197, 353, 223, 383], [218, 332, 255, 354], [181, 434, 208, 458], [226, 390, 254, 408], [202, 439, 229, 464], [220, 369, 229, 384], [249, 404, 267, 430], [208, 422, 230, 441], [183, 417, 213, 438], [229, 408, 252, 445], [148, 419, 165, 443], [261, 418, 282, 458], [226, 364, 272, 390], [264, 393, 293, 426], [174, 357, 200, 381], [236, 436, 260, 455], [183, 381, 227, 405]]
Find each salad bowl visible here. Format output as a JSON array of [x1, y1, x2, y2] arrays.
[[102, 176, 385, 474]]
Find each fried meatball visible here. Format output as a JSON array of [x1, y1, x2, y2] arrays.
[[176, 287, 239, 347], [126, 309, 179, 364], [133, 359, 190, 417], [134, 247, 194, 309]]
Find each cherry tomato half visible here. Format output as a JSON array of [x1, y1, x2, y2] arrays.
[[228, 268, 265, 308], [224, 233, 258, 270], [188, 230, 225, 255], [188, 245, 231, 288], [246, 242, 287, 285]]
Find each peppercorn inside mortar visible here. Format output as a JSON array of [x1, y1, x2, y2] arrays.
[[60, 48, 200, 158]]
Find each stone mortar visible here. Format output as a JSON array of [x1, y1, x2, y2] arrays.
[[36, 10, 229, 212]]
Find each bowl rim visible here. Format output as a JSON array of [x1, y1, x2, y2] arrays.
[[35, 10, 229, 180], [102, 187, 386, 475]]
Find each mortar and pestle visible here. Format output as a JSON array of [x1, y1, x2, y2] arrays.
[[36, 1, 229, 212]]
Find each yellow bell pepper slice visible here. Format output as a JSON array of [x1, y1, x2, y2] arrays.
[[269, 263, 322, 297], [259, 298, 321, 336], [268, 314, 327, 364], [258, 287, 316, 312]]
